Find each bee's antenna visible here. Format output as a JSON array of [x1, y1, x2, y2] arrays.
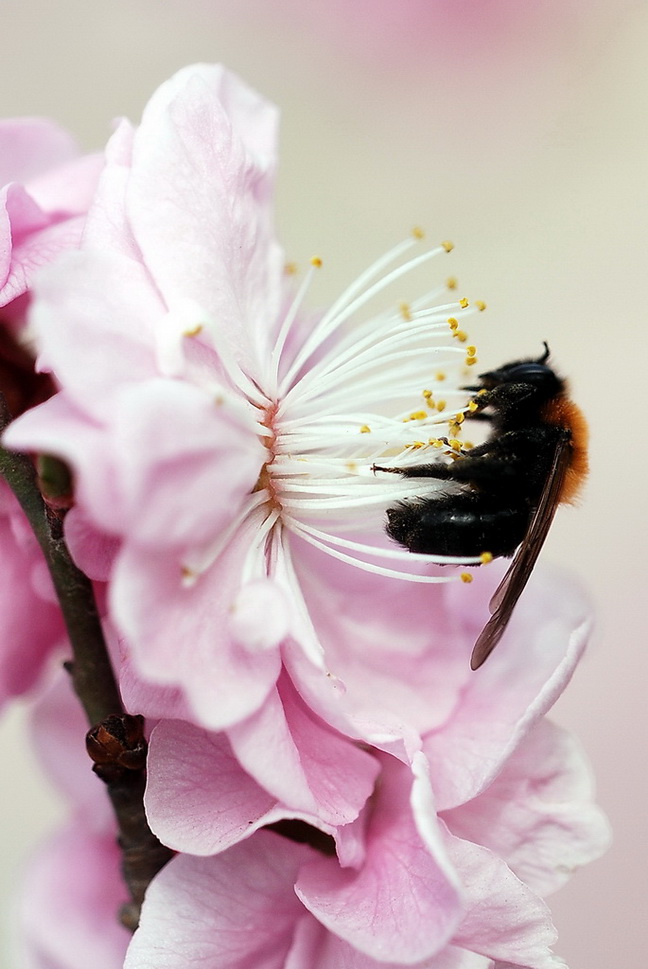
[[539, 341, 550, 363]]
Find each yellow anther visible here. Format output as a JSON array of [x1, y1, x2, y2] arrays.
[[422, 389, 433, 399], [442, 240, 454, 253], [466, 355, 478, 366], [463, 440, 474, 449], [447, 317, 459, 330], [480, 551, 494, 564], [449, 439, 463, 450], [405, 410, 427, 422], [430, 438, 444, 448], [284, 262, 298, 275], [453, 330, 468, 342], [468, 400, 479, 413], [446, 276, 458, 290], [460, 572, 473, 583], [400, 302, 412, 321], [409, 441, 425, 449], [453, 412, 465, 424], [360, 424, 371, 433], [412, 226, 425, 240], [183, 324, 203, 337], [436, 400, 446, 412], [466, 345, 477, 356], [435, 371, 446, 382], [477, 388, 488, 396], [310, 256, 323, 268], [475, 300, 487, 311], [459, 297, 469, 309]]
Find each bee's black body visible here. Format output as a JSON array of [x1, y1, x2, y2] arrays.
[[377, 345, 587, 668]]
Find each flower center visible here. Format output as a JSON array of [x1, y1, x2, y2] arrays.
[[254, 399, 283, 513]]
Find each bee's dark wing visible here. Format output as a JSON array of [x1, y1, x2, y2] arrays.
[[470, 431, 572, 670]]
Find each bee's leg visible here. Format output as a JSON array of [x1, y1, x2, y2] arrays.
[[464, 411, 492, 422], [469, 382, 536, 411]]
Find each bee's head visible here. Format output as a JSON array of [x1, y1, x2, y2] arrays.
[[465, 343, 565, 399]]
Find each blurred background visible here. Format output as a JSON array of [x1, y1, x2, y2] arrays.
[[0, 1, 645, 966]]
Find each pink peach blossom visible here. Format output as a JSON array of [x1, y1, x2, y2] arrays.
[[18, 823, 130, 969], [5, 64, 491, 731], [127, 714, 607, 969], [0, 481, 66, 705], [134, 566, 607, 968], [0, 117, 102, 318], [0, 119, 101, 706]]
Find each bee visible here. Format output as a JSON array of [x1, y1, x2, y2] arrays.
[[376, 344, 588, 669]]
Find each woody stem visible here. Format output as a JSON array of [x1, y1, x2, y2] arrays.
[[0, 392, 172, 928]]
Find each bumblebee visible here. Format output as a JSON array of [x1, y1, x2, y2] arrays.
[[378, 344, 588, 669]]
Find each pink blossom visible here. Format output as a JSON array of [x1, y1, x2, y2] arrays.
[[15, 673, 128, 968], [0, 119, 101, 706], [0, 117, 102, 318], [5, 64, 493, 730], [0, 482, 65, 704], [18, 823, 130, 969], [125, 712, 608, 969], [133, 567, 607, 967]]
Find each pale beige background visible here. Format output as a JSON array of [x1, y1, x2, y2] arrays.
[[0, 2, 646, 966]]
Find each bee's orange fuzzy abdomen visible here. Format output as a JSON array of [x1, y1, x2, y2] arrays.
[[541, 394, 589, 504]]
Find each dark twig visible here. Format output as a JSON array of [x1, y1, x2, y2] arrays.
[[0, 393, 172, 927]]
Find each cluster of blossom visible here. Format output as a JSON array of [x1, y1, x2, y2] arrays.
[[0, 65, 609, 968]]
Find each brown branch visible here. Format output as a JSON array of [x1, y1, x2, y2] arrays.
[[0, 392, 172, 927]]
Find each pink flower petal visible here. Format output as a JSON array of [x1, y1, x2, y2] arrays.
[[111, 526, 283, 729], [2, 212, 87, 306], [0, 482, 65, 703], [29, 671, 113, 828], [145, 719, 276, 854], [0, 119, 79, 185], [63, 506, 119, 582], [228, 670, 380, 824], [28, 250, 164, 418], [82, 119, 141, 260], [4, 393, 123, 533], [424, 565, 592, 810], [26, 152, 104, 215], [296, 754, 463, 964], [20, 823, 130, 969], [106, 378, 263, 550], [288, 532, 469, 734], [124, 831, 311, 969], [448, 836, 565, 969], [442, 719, 611, 897], [127, 64, 283, 378], [286, 915, 490, 969]]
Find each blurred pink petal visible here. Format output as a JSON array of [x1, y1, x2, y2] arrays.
[[20, 823, 130, 969], [0, 119, 79, 185], [0, 116, 100, 704], [0, 482, 65, 704], [29, 671, 113, 829], [0, 118, 101, 310]]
